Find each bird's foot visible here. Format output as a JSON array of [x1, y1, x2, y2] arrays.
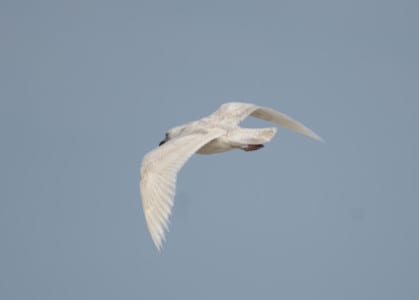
[[241, 144, 264, 151]]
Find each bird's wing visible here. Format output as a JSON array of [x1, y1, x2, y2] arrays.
[[213, 102, 323, 141], [140, 129, 224, 250], [250, 106, 323, 141]]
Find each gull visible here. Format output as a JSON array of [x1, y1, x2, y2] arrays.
[[140, 102, 322, 250]]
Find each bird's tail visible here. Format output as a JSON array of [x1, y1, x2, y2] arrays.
[[228, 127, 277, 145]]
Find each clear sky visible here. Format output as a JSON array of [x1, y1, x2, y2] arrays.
[[1, 0, 418, 299]]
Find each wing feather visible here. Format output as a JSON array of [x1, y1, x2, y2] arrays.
[[212, 102, 323, 141], [140, 129, 224, 250], [251, 107, 323, 141]]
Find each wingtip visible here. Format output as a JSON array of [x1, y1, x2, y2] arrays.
[[311, 133, 325, 143], [301, 127, 325, 143], [152, 229, 167, 252], [153, 238, 164, 252]]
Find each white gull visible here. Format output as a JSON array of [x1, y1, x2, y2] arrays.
[[140, 102, 322, 250]]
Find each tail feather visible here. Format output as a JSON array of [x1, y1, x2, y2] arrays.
[[228, 127, 277, 145]]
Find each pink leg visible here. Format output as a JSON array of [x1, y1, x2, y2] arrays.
[[241, 144, 264, 151]]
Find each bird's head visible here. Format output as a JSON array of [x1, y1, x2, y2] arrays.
[[159, 126, 185, 146]]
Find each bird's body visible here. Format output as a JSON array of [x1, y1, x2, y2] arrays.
[[140, 102, 322, 250]]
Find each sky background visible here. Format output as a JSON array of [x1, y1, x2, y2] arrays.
[[1, 0, 418, 299]]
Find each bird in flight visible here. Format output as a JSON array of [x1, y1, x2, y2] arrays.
[[140, 102, 322, 250]]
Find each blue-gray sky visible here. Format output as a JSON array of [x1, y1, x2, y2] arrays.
[[1, 0, 418, 299]]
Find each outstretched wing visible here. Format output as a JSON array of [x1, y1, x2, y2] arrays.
[[212, 102, 323, 141], [140, 129, 224, 250]]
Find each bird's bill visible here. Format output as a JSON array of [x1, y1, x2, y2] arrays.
[[159, 137, 168, 146]]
